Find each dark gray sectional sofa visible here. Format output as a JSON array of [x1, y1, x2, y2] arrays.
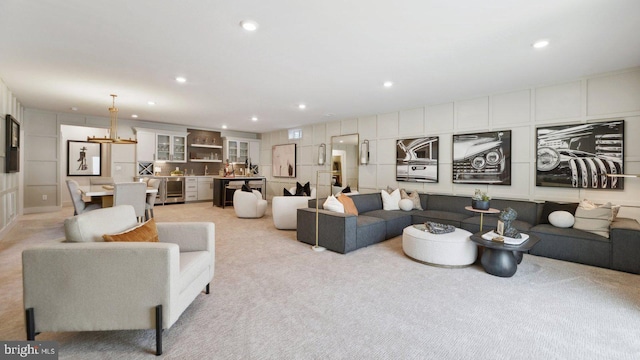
[[296, 192, 640, 274]]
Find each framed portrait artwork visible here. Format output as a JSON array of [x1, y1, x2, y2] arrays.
[[67, 141, 102, 176], [536, 120, 624, 189], [5, 114, 20, 173], [452, 130, 511, 185], [396, 136, 439, 183], [272, 143, 296, 178]]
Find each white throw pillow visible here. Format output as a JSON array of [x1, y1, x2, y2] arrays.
[[398, 198, 413, 212], [323, 195, 344, 213], [573, 202, 612, 238], [548, 211, 575, 228], [381, 188, 401, 211]]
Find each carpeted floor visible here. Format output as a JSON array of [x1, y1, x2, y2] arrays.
[[1, 202, 640, 359]]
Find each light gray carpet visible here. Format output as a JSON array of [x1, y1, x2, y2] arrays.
[[1, 202, 640, 359]]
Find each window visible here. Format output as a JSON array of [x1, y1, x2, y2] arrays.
[[288, 129, 302, 140]]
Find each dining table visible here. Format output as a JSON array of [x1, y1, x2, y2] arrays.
[[79, 184, 158, 208]]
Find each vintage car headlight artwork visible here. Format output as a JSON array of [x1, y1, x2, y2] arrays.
[[452, 131, 510, 184]]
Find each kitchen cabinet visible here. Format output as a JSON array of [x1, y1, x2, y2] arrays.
[[197, 177, 214, 201], [157, 133, 187, 162], [135, 129, 157, 162], [185, 177, 198, 201], [224, 137, 261, 165]]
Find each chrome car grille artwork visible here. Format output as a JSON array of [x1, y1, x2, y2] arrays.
[[452, 131, 511, 185], [536, 120, 624, 189]]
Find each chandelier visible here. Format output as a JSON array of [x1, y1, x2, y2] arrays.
[[87, 94, 137, 144]]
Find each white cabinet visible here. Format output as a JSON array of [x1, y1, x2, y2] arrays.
[[197, 177, 213, 201], [224, 137, 261, 165], [157, 133, 187, 162], [185, 177, 198, 201], [135, 130, 156, 162]]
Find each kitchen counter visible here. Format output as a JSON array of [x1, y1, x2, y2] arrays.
[[212, 176, 266, 207]]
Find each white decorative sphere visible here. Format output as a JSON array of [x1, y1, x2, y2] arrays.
[[399, 198, 413, 211], [548, 211, 575, 228]]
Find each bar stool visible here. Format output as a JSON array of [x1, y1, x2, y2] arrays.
[[223, 180, 244, 208], [248, 180, 265, 199]]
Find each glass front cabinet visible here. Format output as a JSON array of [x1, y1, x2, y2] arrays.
[[156, 133, 187, 162], [224, 137, 260, 165]]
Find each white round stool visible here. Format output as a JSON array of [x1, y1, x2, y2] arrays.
[[402, 225, 477, 267]]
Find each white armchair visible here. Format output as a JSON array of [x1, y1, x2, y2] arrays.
[[22, 205, 215, 355], [233, 189, 268, 218], [272, 187, 316, 230]]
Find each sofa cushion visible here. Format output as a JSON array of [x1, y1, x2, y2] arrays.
[[351, 193, 383, 213], [412, 210, 469, 228], [103, 218, 159, 242], [540, 201, 579, 224], [381, 189, 401, 210], [361, 209, 412, 238], [461, 216, 533, 234], [355, 215, 387, 248], [338, 194, 358, 215]]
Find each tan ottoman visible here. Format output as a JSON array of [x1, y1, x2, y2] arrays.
[[402, 225, 477, 267]]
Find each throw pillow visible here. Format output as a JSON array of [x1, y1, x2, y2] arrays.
[[381, 188, 401, 210], [242, 184, 252, 193], [283, 188, 294, 196], [103, 218, 159, 242], [548, 211, 575, 228], [385, 186, 397, 194], [540, 201, 579, 224], [341, 185, 351, 194], [573, 202, 613, 238], [296, 182, 311, 196], [400, 189, 423, 210], [323, 195, 344, 213], [337, 194, 358, 215]]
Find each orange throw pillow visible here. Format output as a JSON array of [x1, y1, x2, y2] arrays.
[[337, 194, 358, 215], [103, 218, 159, 242]]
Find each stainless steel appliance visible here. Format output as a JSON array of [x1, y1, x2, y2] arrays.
[[164, 176, 185, 203]]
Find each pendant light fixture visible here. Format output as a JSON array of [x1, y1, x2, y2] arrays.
[[88, 94, 137, 144]]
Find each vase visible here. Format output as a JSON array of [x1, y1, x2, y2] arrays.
[[472, 200, 490, 210]]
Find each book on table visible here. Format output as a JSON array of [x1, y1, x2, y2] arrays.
[[481, 231, 529, 245]]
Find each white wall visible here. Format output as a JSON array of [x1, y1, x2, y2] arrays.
[[0, 78, 23, 237], [260, 67, 640, 220]]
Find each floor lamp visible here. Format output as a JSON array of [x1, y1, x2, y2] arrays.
[[313, 169, 336, 252]]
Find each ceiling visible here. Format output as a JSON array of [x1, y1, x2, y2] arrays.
[[1, 1, 639, 134]]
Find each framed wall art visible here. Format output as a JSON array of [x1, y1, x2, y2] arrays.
[[452, 130, 511, 185], [396, 136, 439, 183], [272, 143, 296, 178], [5, 114, 20, 173], [536, 120, 624, 189], [67, 140, 102, 176]]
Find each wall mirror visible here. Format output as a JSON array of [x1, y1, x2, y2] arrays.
[[331, 134, 359, 193]]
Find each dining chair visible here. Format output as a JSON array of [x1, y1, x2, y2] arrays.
[[145, 179, 162, 221], [89, 177, 115, 185], [223, 181, 245, 208], [66, 179, 101, 216], [113, 182, 147, 222]]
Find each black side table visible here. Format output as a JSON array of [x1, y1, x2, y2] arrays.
[[470, 232, 540, 277]]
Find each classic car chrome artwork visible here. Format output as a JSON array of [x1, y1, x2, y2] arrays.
[[453, 131, 511, 185], [396, 137, 438, 182], [536, 121, 624, 189]]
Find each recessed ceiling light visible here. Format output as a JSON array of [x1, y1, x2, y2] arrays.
[[70, 107, 78, 111], [532, 39, 550, 49], [383, 81, 393, 87], [147, 101, 156, 106], [251, 116, 258, 121], [222, 125, 228, 129], [298, 104, 306, 110], [240, 20, 259, 31], [175, 76, 187, 83], [324, 113, 335, 117], [131, 114, 138, 118]]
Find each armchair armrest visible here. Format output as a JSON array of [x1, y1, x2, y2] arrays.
[[22, 242, 181, 331]]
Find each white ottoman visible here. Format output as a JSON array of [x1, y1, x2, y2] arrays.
[[402, 225, 477, 267]]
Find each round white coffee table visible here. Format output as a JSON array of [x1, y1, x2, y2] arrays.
[[402, 225, 477, 267]]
